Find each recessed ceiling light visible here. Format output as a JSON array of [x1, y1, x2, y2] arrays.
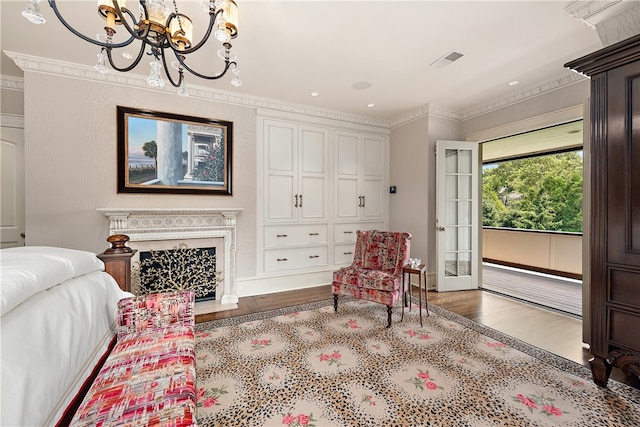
[[122, 52, 133, 60], [352, 81, 372, 90], [509, 80, 519, 86], [310, 92, 319, 97], [367, 103, 375, 108]]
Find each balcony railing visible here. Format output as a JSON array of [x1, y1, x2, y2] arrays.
[[482, 227, 582, 279]]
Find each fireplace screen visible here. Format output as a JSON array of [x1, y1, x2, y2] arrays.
[[137, 245, 218, 302]]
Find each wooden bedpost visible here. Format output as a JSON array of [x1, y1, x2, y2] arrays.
[[97, 234, 137, 293]]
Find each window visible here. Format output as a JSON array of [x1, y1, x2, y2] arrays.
[[482, 121, 583, 233]]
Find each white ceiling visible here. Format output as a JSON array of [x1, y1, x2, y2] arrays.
[[0, 1, 603, 120]]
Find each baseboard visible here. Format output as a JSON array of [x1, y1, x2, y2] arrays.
[[236, 270, 334, 297], [237, 269, 438, 297]]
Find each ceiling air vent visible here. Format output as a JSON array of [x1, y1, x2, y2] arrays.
[[430, 51, 464, 69]]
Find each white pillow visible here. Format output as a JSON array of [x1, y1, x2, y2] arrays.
[[0, 246, 105, 316]]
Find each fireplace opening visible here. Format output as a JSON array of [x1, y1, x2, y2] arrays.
[[137, 244, 219, 302]]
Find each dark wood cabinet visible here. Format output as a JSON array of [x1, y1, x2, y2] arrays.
[[566, 35, 640, 387]]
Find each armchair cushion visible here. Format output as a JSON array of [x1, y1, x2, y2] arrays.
[[332, 268, 401, 292]]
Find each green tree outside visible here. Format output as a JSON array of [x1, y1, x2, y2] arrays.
[[482, 151, 583, 232]]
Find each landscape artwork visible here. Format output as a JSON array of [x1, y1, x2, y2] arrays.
[[117, 106, 233, 195]]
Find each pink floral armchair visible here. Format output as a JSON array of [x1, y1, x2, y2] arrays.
[[332, 230, 411, 327]]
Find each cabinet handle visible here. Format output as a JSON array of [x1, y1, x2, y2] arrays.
[[276, 234, 288, 238], [294, 194, 299, 208], [362, 195, 365, 207], [344, 231, 353, 234], [277, 258, 288, 262], [309, 255, 320, 259], [343, 251, 353, 255], [309, 232, 319, 236], [358, 196, 363, 207], [299, 194, 302, 208]]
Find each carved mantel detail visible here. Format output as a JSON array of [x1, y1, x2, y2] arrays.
[[98, 208, 242, 314]]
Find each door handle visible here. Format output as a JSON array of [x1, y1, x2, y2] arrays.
[[437, 226, 445, 232]]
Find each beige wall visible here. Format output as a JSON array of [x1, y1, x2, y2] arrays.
[[390, 113, 462, 274], [389, 116, 429, 263], [22, 71, 258, 278]]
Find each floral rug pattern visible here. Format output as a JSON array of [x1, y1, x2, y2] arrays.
[[194, 299, 640, 426]]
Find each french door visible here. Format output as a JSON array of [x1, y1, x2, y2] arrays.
[[436, 140, 479, 291]]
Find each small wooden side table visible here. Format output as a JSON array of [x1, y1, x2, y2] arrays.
[[401, 263, 429, 326]]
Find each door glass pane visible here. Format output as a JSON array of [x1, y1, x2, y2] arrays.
[[459, 252, 471, 276], [458, 175, 471, 199], [445, 149, 458, 173], [446, 201, 457, 225], [446, 175, 457, 199], [445, 252, 458, 277], [457, 201, 471, 225], [458, 150, 472, 173], [446, 227, 458, 251], [458, 226, 471, 251]]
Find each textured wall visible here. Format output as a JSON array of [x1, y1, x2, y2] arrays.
[[22, 72, 258, 278]]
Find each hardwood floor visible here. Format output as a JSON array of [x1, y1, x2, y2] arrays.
[[196, 285, 639, 390]]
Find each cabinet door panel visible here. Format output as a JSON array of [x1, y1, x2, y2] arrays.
[[336, 178, 359, 219], [362, 177, 384, 219], [363, 135, 383, 176], [267, 175, 296, 221], [300, 127, 326, 174], [266, 123, 295, 172], [300, 176, 325, 220], [607, 63, 640, 265], [336, 133, 359, 176]]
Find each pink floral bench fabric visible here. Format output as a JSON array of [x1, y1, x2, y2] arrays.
[[70, 291, 197, 427], [332, 230, 411, 327]]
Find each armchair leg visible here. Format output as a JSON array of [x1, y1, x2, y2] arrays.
[[333, 294, 339, 312], [387, 306, 392, 328]]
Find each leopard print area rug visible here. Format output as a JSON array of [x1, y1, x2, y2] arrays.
[[194, 299, 640, 426]]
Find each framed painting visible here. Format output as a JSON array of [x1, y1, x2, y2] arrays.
[[117, 106, 233, 195]]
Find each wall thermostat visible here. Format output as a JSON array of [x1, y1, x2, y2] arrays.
[[390, 186, 397, 194]]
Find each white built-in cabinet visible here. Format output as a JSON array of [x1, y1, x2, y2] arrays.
[[335, 130, 386, 221], [258, 116, 389, 278]]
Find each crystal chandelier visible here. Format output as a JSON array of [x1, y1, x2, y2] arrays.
[[22, 0, 242, 96]]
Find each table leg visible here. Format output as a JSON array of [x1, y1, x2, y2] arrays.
[[401, 272, 405, 322], [418, 273, 423, 327], [424, 271, 429, 317]]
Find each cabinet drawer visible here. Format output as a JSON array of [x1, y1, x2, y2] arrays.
[[334, 244, 356, 265], [334, 222, 385, 243], [264, 247, 328, 272], [264, 224, 328, 248]]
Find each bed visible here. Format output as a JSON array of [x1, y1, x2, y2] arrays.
[[0, 244, 132, 426]]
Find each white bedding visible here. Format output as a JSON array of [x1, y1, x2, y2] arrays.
[[0, 246, 130, 426]]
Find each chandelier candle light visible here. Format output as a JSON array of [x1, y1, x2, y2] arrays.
[[22, 0, 242, 96]]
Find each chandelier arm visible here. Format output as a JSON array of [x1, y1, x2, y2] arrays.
[[159, 50, 183, 88], [171, 10, 221, 55], [178, 58, 235, 81], [104, 41, 147, 73], [48, 0, 136, 49]]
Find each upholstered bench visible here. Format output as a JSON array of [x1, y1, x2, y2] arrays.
[[70, 291, 197, 427]]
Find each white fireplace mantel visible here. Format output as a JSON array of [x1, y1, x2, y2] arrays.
[[98, 208, 242, 313]]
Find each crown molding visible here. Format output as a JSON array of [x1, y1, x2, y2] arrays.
[[3, 51, 390, 129], [0, 74, 24, 91], [565, 0, 627, 28], [459, 72, 588, 121], [4, 51, 588, 129]]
